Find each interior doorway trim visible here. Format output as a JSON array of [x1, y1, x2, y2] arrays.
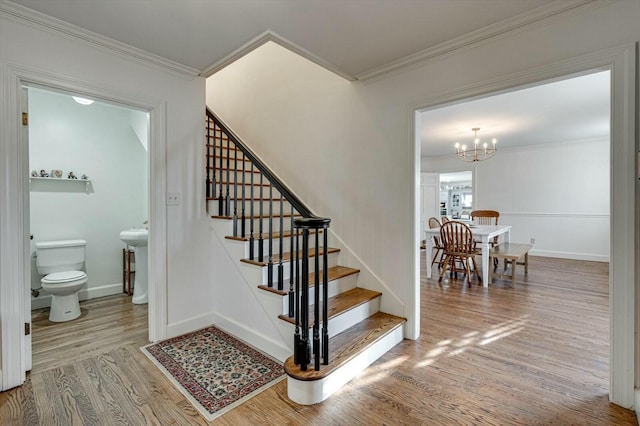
[[410, 43, 636, 408], [0, 61, 168, 390]]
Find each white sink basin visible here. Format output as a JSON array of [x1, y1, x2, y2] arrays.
[[120, 228, 148, 247]]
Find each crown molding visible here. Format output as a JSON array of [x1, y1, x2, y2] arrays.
[[357, 0, 609, 81], [0, 1, 200, 79], [200, 30, 356, 81]]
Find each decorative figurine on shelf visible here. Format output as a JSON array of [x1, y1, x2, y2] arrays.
[[81, 174, 89, 180], [31, 170, 38, 177], [39, 169, 49, 177], [52, 169, 63, 178], [67, 171, 78, 179]]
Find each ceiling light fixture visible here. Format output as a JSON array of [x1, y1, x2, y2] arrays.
[[72, 96, 94, 105], [454, 127, 497, 162]]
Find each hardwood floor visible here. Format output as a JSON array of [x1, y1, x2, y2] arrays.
[[1, 255, 637, 425]]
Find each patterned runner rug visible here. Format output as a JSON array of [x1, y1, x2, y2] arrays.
[[141, 326, 285, 421]]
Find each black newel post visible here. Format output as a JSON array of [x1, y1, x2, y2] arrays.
[[293, 217, 331, 372]]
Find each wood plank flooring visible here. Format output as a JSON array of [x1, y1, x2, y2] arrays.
[[1, 254, 637, 425]]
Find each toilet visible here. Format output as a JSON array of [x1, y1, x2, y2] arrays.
[[35, 239, 88, 322]]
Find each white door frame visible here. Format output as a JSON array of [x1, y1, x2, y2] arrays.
[[1, 62, 168, 390], [410, 43, 637, 408]]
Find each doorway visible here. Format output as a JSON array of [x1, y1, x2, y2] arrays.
[[438, 171, 473, 220], [1, 64, 169, 391], [413, 61, 635, 405], [25, 85, 150, 372]]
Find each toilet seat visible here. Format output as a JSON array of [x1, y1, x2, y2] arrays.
[[42, 270, 87, 284]]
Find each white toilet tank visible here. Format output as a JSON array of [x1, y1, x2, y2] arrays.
[[35, 239, 87, 275]]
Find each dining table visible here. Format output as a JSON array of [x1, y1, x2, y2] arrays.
[[424, 224, 512, 287]]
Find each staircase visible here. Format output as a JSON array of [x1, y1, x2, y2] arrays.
[[205, 108, 406, 405]]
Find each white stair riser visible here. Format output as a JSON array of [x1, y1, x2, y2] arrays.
[[286, 324, 404, 405], [279, 296, 381, 339], [257, 252, 340, 285], [268, 273, 359, 315], [211, 215, 326, 248], [208, 200, 292, 218]]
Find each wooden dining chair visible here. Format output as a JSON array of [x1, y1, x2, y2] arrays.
[[438, 221, 482, 287], [470, 210, 500, 226], [427, 217, 444, 268], [471, 210, 500, 267]]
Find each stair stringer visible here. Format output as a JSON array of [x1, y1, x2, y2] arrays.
[[209, 218, 292, 362], [325, 229, 405, 325]]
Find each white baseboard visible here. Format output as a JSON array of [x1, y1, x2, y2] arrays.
[[212, 312, 291, 363], [163, 312, 291, 364], [529, 249, 609, 263], [31, 282, 123, 310], [165, 312, 216, 340], [635, 388, 639, 423]]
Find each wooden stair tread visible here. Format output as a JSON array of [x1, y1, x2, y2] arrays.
[[258, 265, 359, 295], [212, 181, 271, 187], [241, 247, 340, 266], [208, 154, 251, 161], [225, 229, 320, 242], [284, 312, 406, 381], [211, 212, 301, 220], [214, 166, 261, 173], [277, 287, 381, 327], [210, 196, 285, 202]]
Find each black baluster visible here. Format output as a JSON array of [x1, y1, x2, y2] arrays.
[[277, 195, 284, 291], [206, 117, 211, 199], [241, 152, 246, 238], [249, 163, 255, 260], [225, 135, 230, 216], [258, 175, 264, 262], [211, 122, 216, 201], [233, 149, 238, 236], [293, 228, 301, 365], [217, 124, 224, 216], [313, 231, 320, 371], [288, 204, 295, 318], [322, 225, 329, 364], [267, 184, 274, 288], [300, 227, 311, 371]]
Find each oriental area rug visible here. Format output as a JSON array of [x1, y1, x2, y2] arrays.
[[141, 325, 285, 421]]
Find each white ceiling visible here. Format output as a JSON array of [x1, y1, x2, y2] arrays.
[[420, 70, 610, 157], [9, 0, 558, 79]]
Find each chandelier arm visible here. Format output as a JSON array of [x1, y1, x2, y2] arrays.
[[454, 128, 497, 162]]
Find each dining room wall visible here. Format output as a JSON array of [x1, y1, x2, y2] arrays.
[[422, 137, 610, 261]]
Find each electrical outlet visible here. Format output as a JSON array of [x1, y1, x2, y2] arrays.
[[530, 237, 535, 244], [167, 192, 181, 206]]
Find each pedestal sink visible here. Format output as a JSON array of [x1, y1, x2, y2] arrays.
[[120, 228, 148, 304]]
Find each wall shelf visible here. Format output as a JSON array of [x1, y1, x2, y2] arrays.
[[29, 177, 92, 194]]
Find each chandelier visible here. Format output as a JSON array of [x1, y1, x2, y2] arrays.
[[454, 128, 497, 162]]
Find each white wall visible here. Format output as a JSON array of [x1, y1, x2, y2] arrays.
[[206, 0, 638, 387], [28, 88, 148, 307], [423, 139, 610, 261], [0, 13, 209, 335]]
